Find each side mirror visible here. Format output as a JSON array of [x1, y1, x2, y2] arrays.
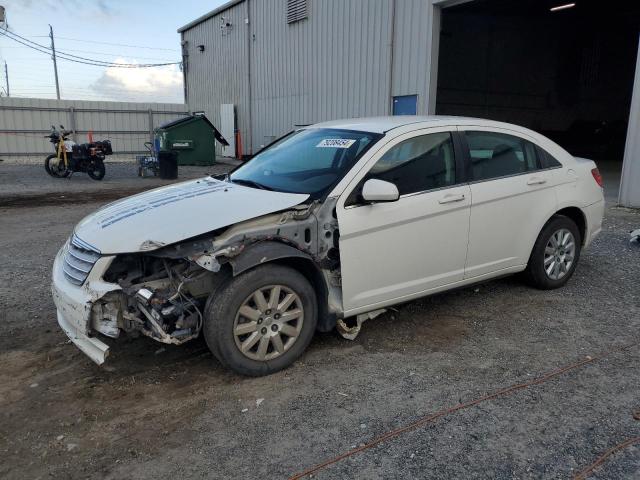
[[361, 179, 399, 203]]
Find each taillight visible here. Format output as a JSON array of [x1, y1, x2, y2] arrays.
[[591, 168, 604, 188]]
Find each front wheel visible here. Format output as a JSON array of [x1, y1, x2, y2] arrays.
[[44, 154, 70, 178], [87, 160, 105, 180], [524, 215, 582, 289], [203, 264, 318, 376]]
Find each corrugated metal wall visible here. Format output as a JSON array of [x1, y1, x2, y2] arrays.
[[0, 97, 188, 157], [182, 1, 250, 156], [249, 0, 394, 150], [181, 0, 436, 155], [391, 0, 433, 114]]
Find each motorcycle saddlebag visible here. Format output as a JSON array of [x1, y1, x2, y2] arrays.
[[96, 140, 113, 155]]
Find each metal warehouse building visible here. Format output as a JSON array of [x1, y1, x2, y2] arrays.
[[178, 0, 640, 207]]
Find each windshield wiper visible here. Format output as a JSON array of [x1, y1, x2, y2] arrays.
[[230, 178, 274, 191]]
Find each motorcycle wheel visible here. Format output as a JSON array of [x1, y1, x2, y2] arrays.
[[87, 160, 106, 181], [45, 154, 71, 178]]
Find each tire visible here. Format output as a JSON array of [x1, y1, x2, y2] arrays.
[[524, 215, 582, 290], [87, 160, 105, 180], [44, 154, 54, 176], [203, 264, 318, 376], [44, 154, 71, 178]]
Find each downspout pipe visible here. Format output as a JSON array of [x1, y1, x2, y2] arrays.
[[181, 39, 189, 105], [387, 0, 396, 115], [246, 0, 253, 156]]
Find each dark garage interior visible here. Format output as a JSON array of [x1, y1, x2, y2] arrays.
[[436, 0, 640, 166]]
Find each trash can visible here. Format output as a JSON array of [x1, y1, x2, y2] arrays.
[[154, 114, 229, 166], [158, 150, 178, 179]]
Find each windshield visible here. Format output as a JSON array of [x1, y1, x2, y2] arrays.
[[229, 128, 381, 197]]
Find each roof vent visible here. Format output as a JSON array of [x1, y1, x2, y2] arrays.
[[286, 0, 308, 24]]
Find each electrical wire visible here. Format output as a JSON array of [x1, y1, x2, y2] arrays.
[[1, 45, 176, 62], [1, 28, 158, 66], [0, 29, 180, 68], [31, 35, 179, 51], [1, 29, 180, 67]]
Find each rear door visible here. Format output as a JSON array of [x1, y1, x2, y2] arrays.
[[460, 127, 558, 278]]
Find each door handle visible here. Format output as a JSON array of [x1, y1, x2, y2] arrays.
[[527, 177, 547, 186], [438, 193, 466, 204]]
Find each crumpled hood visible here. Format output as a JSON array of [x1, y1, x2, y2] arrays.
[[74, 177, 309, 254]]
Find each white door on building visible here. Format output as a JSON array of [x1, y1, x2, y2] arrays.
[[220, 104, 236, 158]]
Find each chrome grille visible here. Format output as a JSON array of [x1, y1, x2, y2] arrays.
[[63, 235, 101, 285]]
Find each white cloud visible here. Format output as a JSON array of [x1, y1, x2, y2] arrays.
[[6, 0, 115, 17], [90, 59, 184, 103]]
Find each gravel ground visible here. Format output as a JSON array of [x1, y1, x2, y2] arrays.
[[0, 165, 638, 479]]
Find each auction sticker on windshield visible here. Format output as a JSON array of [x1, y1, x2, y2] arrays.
[[316, 139, 356, 148]]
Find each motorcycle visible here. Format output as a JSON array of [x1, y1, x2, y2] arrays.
[[44, 125, 112, 180]]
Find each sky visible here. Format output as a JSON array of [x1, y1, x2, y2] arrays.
[[0, 0, 228, 103]]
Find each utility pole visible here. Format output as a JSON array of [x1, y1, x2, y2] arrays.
[[49, 24, 60, 99], [3, 61, 8, 96]]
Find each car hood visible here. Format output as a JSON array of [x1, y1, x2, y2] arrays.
[[74, 177, 309, 254]]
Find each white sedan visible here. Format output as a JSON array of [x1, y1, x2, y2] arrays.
[[52, 116, 604, 375]]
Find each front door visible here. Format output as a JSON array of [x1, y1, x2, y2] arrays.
[[337, 128, 471, 315]]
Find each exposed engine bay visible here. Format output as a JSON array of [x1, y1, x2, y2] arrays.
[[99, 256, 218, 345]]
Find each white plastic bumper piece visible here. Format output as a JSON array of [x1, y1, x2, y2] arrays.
[[51, 243, 118, 365]]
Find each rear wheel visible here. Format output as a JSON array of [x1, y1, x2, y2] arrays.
[[87, 160, 105, 180], [524, 215, 581, 289], [203, 264, 317, 376]]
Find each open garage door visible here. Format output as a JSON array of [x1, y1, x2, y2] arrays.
[[436, 0, 640, 200]]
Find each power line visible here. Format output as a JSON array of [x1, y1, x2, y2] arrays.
[[3, 29, 181, 67], [0, 45, 176, 62], [30, 35, 180, 52], [0, 29, 181, 68]]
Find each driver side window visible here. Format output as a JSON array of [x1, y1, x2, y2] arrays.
[[367, 132, 456, 196]]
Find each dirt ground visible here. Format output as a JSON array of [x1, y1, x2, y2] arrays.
[[0, 166, 639, 479]]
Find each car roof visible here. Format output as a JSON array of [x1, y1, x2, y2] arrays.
[[309, 115, 527, 135]]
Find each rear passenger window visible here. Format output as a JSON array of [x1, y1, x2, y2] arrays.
[[465, 131, 539, 181], [367, 132, 456, 196], [539, 148, 563, 168]]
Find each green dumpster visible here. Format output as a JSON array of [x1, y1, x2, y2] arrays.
[[154, 114, 229, 166]]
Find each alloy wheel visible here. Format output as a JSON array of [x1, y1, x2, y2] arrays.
[[233, 285, 304, 361], [544, 228, 576, 280]]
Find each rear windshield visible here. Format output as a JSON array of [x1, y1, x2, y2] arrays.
[[230, 128, 381, 197]]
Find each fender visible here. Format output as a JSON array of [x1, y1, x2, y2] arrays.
[[521, 202, 589, 272], [228, 240, 337, 332], [228, 240, 314, 276], [531, 201, 588, 249]]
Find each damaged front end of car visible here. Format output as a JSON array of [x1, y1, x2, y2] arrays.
[[80, 199, 345, 362]]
